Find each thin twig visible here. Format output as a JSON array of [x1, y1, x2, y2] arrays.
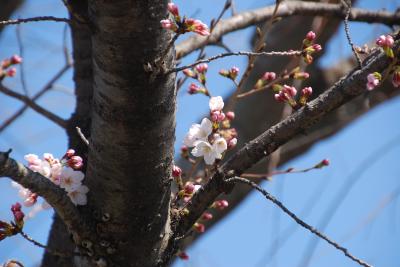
[[341, 0, 362, 68], [171, 50, 301, 73], [76, 126, 89, 146], [235, 67, 295, 99], [299, 132, 400, 267], [176, 0, 232, 92], [0, 64, 71, 133], [0, 16, 70, 26], [226, 176, 373, 267], [225, 0, 282, 112], [176, 2, 400, 59], [19, 230, 81, 258], [0, 84, 67, 129]]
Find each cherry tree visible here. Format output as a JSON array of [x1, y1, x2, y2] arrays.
[[0, 0, 399, 267]]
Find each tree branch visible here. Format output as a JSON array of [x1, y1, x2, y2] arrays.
[[0, 16, 70, 26], [225, 176, 372, 267], [164, 39, 399, 265], [0, 84, 67, 129], [171, 50, 301, 73], [0, 64, 71, 133], [0, 150, 87, 244], [176, 1, 400, 59]]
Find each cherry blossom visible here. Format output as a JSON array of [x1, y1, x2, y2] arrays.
[[184, 118, 212, 147], [68, 185, 89, 206], [366, 73, 380, 90], [209, 96, 224, 112], [191, 141, 217, 165], [191, 136, 227, 165], [60, 167, 85, 193]]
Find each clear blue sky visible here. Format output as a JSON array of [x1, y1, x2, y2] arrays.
[[0, 1, 399, 266]]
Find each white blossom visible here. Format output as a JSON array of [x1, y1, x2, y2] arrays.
[[68, 185, 89, 206], [209, 96, 224, 111], [184, 118, 212, 147], [213, 135, 227, 154], [192, 140, 221, 165], [60, 167, 85, 193]]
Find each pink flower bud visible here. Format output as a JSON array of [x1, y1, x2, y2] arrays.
[[306, 31, 316, 41], [6, 68, 16, 77], [181, 145, 188, 152], [214, 199, 229, 210], [312, 44, 322, 52], [315, 158, 330, 169], [182, 68, 196, 78], [11, 202, 21, 212], [228, 138, 237, 149], [66, 149, 75, 158], [211, 110, 225, 122], [160, 19, 176, 31], [188, 83, 200, 94], [68, 156, 83, 169], [178, 252, 189, 260], [10, 55, 22, 65], [13, 211, 25, 222], [274, 93, 285, 102], [366, 72, 381, 91], [376, 34, 394, 48], [301, 87, 313, 97], [184, 182, 195, 194], [283, 85, 297, 97], [167, 3, 179, 17], [202, 212, 213, 221], [23, 196, 37, 207], [172, 165, 182, 178], [185, 18, 210, 36], [262, 72, 276, 81], [230, 66, 239, 80], [293, 72, 310, 80], [195, 63, 208, 74], [193, 222, 205, 233], [226, 111, 235, 121]]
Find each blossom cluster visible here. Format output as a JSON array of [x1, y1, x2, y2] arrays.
[[184, 96, 237, 165], [302, 31, 322, 64], [12, 149, 88, 219], [0, 55, 22, 80], [183, 63, 210, 96], [160, 3, 210, 36], [366, 34, 399, 90], [376, 34, 394, 58]]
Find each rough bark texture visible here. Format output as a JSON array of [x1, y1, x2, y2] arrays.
[[79, 1, 176, 266]]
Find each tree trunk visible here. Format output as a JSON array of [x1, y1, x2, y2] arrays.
[[70, 1, 175, 266]]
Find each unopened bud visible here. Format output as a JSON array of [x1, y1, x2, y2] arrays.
[[202, 212, 213, 221], [172, 165, 182, 178]]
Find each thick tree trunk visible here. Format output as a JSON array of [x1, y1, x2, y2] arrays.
[[79, 1, 175, 266]]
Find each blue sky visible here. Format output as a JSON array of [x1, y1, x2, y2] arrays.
[[0, 0, 399, 266]]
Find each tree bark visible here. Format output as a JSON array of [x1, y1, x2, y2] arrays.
[[74, 1, 176, 266]]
